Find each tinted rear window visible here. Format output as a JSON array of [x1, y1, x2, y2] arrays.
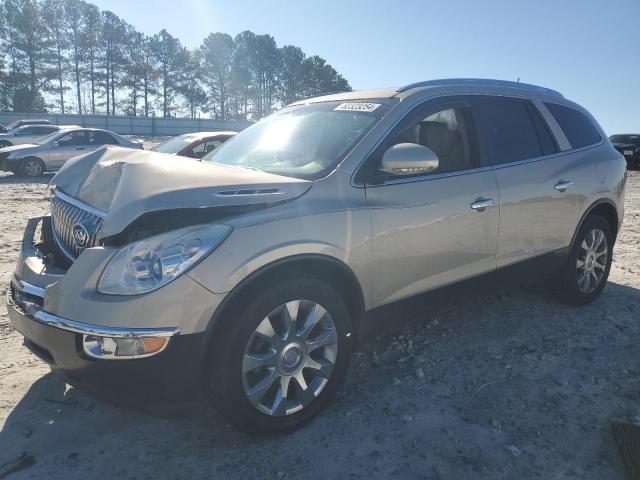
[[474, 97, 544, 164], [544, 103, 601, 149]]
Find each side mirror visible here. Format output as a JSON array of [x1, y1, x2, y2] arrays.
[[380, 143, 440, 176]]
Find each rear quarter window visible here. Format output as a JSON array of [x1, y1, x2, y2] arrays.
[[544, 102, 601, 149]]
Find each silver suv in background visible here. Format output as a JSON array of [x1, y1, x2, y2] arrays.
[[0, 127, 142, 176], [0, 124, 76, 147], [2, 118, 51, 132], [7, 79, 626, 433]]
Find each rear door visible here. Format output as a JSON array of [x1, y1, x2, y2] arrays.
[[364, 98, 500, 306], [472, 96, 582, 267]]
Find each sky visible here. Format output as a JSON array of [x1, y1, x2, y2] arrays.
[[91, 0, 640, 134]]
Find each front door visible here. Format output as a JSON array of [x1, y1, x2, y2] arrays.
[[46, 130, 94, 169], [364, 99, 500, 307]]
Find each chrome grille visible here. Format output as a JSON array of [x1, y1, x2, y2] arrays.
[[50, 191, 105, 260]]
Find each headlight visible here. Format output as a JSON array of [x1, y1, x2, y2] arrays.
[[98, 224, 231, 295]]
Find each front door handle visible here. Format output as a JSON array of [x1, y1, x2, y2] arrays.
[[75, 147, 86, 150], [470, 198, 496, 212], [554, 180, 574, 192]]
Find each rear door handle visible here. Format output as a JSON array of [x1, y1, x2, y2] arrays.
[[554, 181, 573, 192], [470, 198, 496, 212]]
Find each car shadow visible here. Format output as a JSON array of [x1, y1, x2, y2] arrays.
[[0, 280, 637, 478], [0, 173, 53, 185]]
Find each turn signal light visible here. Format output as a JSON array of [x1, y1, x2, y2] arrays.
[[83, 335, 169, 359]]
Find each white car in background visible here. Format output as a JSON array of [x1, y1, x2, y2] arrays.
[[0, 127, 142, 177], [0, 124, 78, 147], [2, 118, 51, 133]]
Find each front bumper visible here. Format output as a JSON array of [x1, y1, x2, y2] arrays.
[[7, 281, 206, 409], [6, 216, 223, 410], [0, 156, 18, 172]]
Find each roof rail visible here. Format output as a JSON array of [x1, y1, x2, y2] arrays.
[[397, 78, 564, 98]]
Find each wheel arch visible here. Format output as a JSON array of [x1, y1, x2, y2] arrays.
[[202, 253, 366, 351], [571, 199, 619, 246]]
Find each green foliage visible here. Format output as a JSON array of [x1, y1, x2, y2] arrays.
[[0, 0, 351, 118]]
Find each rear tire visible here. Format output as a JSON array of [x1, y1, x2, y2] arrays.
[[549, 215, 613, 305], [19, 157, 46, 177], [205, 274, 354, 434]]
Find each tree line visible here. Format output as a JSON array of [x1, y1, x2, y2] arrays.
[[0, 0, 351, 120]]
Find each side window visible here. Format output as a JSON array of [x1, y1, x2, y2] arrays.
[[57, 131, 88, 146], [379, 105, 480, 177], [89, 131, 118, 145], [189, 138, 224, 158], [474, 97, 544, 164], [56, 133, 72, 146], [34, 126, 55, 135], [544, 102, 601, 149], [17, 127, 37, 135]]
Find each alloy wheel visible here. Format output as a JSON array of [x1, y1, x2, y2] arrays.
[[576, 228, 608, 294], [23, 159, 44, 177], [241, 299, 338, 416]]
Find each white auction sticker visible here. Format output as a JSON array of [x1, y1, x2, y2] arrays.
[[334, 102, 381, 113]]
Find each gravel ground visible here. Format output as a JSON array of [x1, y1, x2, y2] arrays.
[[0, 167, 638, 479]]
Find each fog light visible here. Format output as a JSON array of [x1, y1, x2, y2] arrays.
[[83, 335, 169, 359]]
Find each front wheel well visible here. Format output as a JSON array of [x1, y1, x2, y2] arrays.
[[207, 255, 366, 346]]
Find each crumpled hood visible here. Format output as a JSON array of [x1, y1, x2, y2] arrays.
[[51, 146, 312, 238], [0, 143, 39, 155]]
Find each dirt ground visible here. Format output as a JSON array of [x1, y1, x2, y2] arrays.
[[0, 165, 638, 479]]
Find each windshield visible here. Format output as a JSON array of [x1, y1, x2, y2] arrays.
[[36, 130, 65, 145], [202, 100, 394, 179], [610, 134, 639, 144], [154, 135, 198, 154]]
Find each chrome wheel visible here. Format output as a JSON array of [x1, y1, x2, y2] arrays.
[[23, 159, 44, 177], [242, 300, 338, 417], [576, 228, 608, 294]]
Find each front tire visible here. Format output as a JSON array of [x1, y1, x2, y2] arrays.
[[206, 275, 354, 434], [19, 157, 46, 177], [549, 215, 613, 305]]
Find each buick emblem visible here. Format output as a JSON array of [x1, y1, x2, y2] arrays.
[[72, 222, 91, 249]]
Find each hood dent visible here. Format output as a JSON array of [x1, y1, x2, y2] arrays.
[[50, 147, 312, 238]]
